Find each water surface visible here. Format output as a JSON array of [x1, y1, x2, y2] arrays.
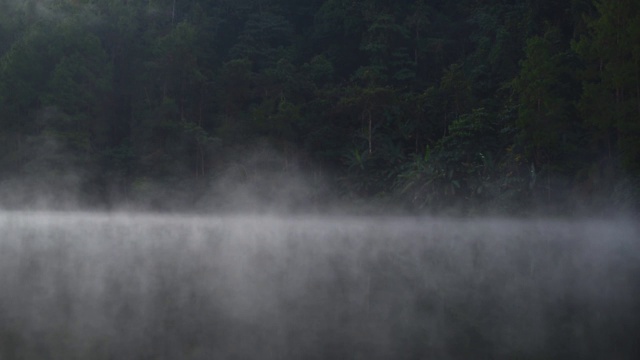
[[0, 211, 638, 359]]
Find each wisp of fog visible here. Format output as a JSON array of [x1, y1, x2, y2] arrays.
[[0, 211, 638, 359]]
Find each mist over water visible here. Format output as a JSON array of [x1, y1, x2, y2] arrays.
[[2, 0, 639, 357], [0, 211, 638, 359]]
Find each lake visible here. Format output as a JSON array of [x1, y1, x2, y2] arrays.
[[0, 211, 638, 359]]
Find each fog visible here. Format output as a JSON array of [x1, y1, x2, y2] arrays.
[[1, 1, 639, 357], [0, 211, 638, 359]]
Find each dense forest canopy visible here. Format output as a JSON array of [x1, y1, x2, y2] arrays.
[[0, 0, 638, 213]]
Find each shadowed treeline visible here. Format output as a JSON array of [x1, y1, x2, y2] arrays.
[[0, 0, 638, 212]]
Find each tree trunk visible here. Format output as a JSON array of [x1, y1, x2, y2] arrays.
[[172, 0, 176, 26], [368, 109, 373, 155]]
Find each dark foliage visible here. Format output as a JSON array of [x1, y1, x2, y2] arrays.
[[0, 0, 638, 213]]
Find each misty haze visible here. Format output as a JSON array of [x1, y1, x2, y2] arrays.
[[1, 212, 638, 359], [1, 1, 640, 359]]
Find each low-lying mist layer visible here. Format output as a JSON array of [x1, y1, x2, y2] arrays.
[[0, 212, 638, 359]]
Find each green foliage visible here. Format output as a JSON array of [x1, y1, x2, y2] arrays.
[[46, 34, 112, 116], [301, 54, 334, 86], [574, 0, 640, 175], [0, 26, 53, 122], [230, 11, 294, 70], [0, 0, 637, 211], [512, 27, 578, 169], [393, 108, 508, 209]]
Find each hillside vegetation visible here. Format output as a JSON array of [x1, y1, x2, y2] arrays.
[[0, 0, 638, 213]]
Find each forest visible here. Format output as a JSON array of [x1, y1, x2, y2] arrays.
[[0, 0, 638, 213]]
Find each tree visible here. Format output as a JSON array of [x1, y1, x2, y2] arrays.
[[574, 0, 640, 174], [512, 28, 578, 171], [229, 10, 293, 71], [465, 0, 532, 101], [360, 7, 414, 86]]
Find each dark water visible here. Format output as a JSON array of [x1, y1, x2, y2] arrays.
[[0, 212, 638, 359]]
